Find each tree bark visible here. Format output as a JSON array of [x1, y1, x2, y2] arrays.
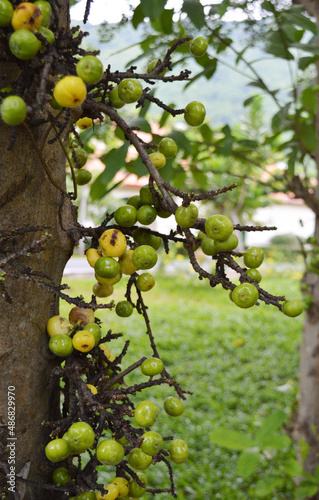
[[0, 2, 76, 496], [0, 116, 77, 500]]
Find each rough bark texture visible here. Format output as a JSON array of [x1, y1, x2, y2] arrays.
[[0, 2, 76, 498], [0, 119, 76, 500]]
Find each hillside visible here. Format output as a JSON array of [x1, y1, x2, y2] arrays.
[[71, 18, 291, 126]]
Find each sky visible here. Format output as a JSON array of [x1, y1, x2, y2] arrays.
[[70, 0, 249, 25]]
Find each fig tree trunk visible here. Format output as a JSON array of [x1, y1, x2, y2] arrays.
[[0, 3, 76, 497]]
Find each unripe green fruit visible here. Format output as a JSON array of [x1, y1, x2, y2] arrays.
[[109, 85, 125, 109], [34, 0, 51, 26], [132, 245, 158, 270], [163, 396, 184, 417], [137, 205, 157, 225], [115, 300, 134, 317], [184, 101, 206, 127], [141, 357, 164, 376], [118, 79, 143, 103], [85, 322, 101, 345], [49, 334, 74, 357], [149, 152, 166, 169], [114, 205, 137, 227], [134, 400, 159, 428], [136, 272, 155, 292], [128, 448, 152, 470], [147, 59, 166, 76], [232, 283, 259, 309], [76, 55, 104, 85], [0, 0, 13, 27], [139, 185, 153, 205], [141, 431, 163, 456], [75, 169, 92, 185], [214, 233, 238, 252], [169, 439, 189, 464], [128, 472, 147, 498], [175, 203, 198, 228], [67, 421, 95, 453], [127, 194, 143, 210], [94, 257, 120, 279], [205, 214, 233, 241], [9, 29, 41, 60], [45, 438, 70, 462], [132, 229, 162, 250], [1, 95, 26, 126], [96, 439, 124, 465], [282, 299, 303, 317], [71, 147, 88, 168], [52, 467, 71, 485], [245, 268, 262, 284], [244, 247, 264, 268], [189, 36, 208, 57], [37, 26, 54, 45], [201, 237, 218, 256], [158, 137, 177, 158]]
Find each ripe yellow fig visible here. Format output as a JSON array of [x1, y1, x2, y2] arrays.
[[53, 76, 87, 108], [11, 2, 42, 32], [95, 272, 121, 286], [72, 330, 95, 352], [100, 344, 115, 362], [99, 228, 127, 257], [87, 384, 98, 394], [118, 249, 137, 275], [76, 117, 93, 129], [96, 484, 119, 500], [46, 315, 72, 337], [86, 248, 102, 268]]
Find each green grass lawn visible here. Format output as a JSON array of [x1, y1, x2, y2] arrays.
[[61, 271, 303, 499]]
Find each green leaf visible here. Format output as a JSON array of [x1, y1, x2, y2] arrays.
[[236, 448, 260, 479], [140, 0, 166, 21], [210, 427, 255, 450], [248, 81, 268, 91], [287, 148, 298, 176], [168, 130, 191, 154], [290, 42, 319, 55], [301, 87, 317, 114], [261, 1, 276, 13], [244, 95, 260, 107], [255, 475, 281, 497], [90, 143, 129, 201], [127, 117, 152, 133], [125, 155, 148, 178], [299, 56, 319, 70], [271, 103, 291, 133], [282, 8, 318, 35], [295, 481, 318, 499], [132, 4, 145, 29], [219, 125, 233, 156], [314, 465, 319, 482], [265, 34, 294, 60], [184, 59, 217, 88], [172, 170, 187, 189], [151, 8, 174, 34], [281, 459, 303, 477], [192, 171, 208, 189], [299, 123, 318, 152], [182, 0, 205, 29], [300, 438, 310, 464], [255, 410, 288, 441], [199, 123, 213, 142], [258, 434, 291, 451]]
